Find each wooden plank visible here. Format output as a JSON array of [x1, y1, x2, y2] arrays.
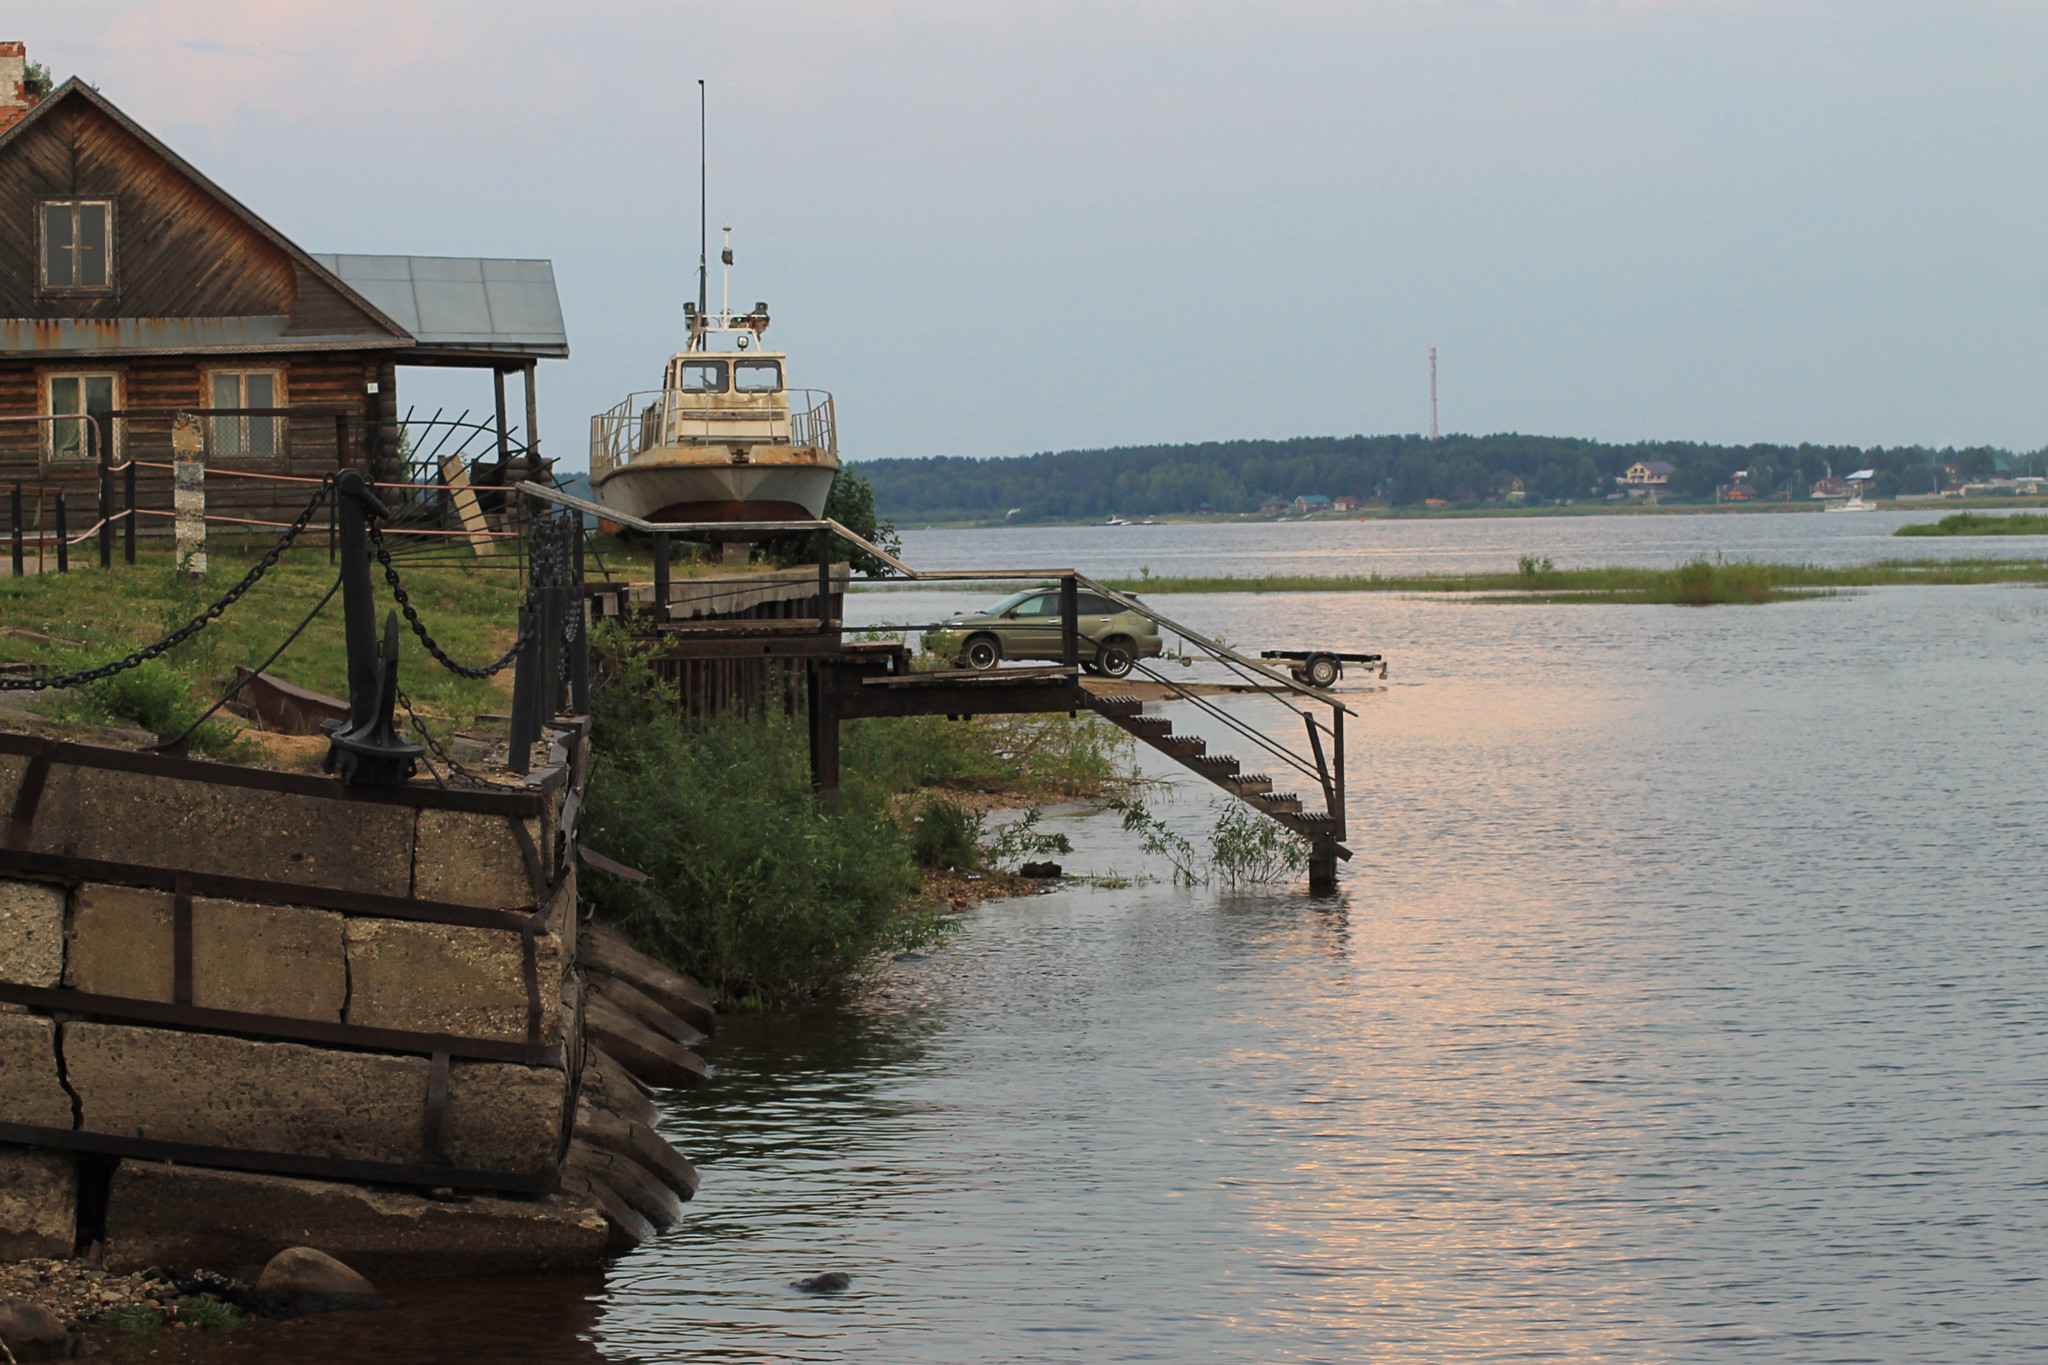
[[440, 452, 495, 554]]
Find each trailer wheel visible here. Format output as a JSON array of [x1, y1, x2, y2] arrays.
[[964, 635, 1003, 671], [1303, 652, 1341, 688]]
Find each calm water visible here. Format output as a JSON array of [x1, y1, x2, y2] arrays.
[[889, 508, 2048, 579], [185, 521, 2048, 1363]]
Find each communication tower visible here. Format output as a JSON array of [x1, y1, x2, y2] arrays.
[[1428, 346, 1440, 440]]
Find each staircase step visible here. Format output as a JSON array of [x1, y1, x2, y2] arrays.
[[1193, 754, 1240, 778], [1123, 716, 1172, 738], [1088, 695, 1144, 717], [1249, 792, 1303, 814], [1287, 813, 1342, 834], [1158, 736, 1207, 759], [1223, 773, 1273, 795]]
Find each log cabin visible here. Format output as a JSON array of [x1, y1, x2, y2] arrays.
[[0, 46, 567, 536]]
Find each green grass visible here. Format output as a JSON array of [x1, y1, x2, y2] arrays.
[[0, 539, 532, 750], [1895, 512, 2048, 537], [1099, 556, 2048, 603]]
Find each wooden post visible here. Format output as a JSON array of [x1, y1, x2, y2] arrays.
[[172, 413, 206, 576], [1308, 841, 1337, 893], [816, 528, 832, 633], [651, 532, 671, 626], [122, 463, 135, 565], [493, 368, 511, 474], [522, 361, 541, 481], [1060, 575, 1079, 670], [97, 427, 112, 570], [809, 661, 841, 810]]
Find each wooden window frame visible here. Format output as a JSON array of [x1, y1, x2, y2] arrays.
[[42, 370, 122, 466], [37, 199, 117, 298], [201, 366, 290, 464]]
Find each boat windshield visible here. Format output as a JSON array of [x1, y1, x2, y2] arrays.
[[675, 360, 727, 393], [734, 359, 782, 393]]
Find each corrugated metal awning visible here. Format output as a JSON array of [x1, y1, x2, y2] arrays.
[[310, 255, 569, 359]]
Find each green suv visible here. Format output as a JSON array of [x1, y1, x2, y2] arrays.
[[925, 586, 1163, 678]]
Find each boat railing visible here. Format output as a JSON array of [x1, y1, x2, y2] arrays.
[[588, 388, 836, 479]]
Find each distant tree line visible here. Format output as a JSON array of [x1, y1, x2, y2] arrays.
[[853, 434, 2047, 521]]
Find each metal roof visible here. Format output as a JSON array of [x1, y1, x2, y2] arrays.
[[309, 255, 569, 359]]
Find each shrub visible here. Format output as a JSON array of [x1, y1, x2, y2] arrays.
[[580, 644, 929, 1006], [174, 1297, 243, 1332], [908, 796, 982, 870]]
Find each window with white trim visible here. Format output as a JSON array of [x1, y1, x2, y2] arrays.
[[40, 201, 115, 294], [206, 369, 285, 459], [46, 373, 117, 463]]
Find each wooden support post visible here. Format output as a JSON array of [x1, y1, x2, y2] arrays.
[[9, 485, 18, 578], [54, 492, 66, 574], [816, 528, 832, 633], [493, 368, 511, 473], [97, 444, 111, 570], [1060, 575, 1079, 670], [522, 361, 541, 481], [809, 661, 841, 810], [1308, 841, 1337, 893], [122, 464, 135, 565], [651, 532, 671, 626]]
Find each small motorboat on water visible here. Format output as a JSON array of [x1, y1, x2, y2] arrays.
[[588, 275, 838, 524], [1825, 491, 1877, 512]]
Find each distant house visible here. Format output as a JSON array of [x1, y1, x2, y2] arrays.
[[1289, 494, 1333, 515], [1332, 495, 1359, 512], [1620, 460, 1675, 501], [1258, 500, 1287, 515], [1723, 481, 1758, 501], [1810, 478, 1852, 501], [1424, 497, 1449, 509]]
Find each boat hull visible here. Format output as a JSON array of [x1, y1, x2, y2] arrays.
[[592, 447, 838, 524]]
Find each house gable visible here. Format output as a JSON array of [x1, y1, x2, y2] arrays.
[[0, 81, 407, 347]]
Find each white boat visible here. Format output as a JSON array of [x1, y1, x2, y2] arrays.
[[589, 98, 838, 528], [1826, 491, 1877, 512], [588, 320, 838, 524]]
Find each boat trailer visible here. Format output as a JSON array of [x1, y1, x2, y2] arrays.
[[1260, 650, 1385, 689]]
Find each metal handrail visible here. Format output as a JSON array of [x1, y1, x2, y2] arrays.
[[589, 388, 835, 478]]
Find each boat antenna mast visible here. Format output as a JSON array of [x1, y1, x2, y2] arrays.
[[693, 78, 708, 351]]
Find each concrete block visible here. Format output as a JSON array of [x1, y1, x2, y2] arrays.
[[65, 885, 345, 1022], [27, 765, 416, 896], [0, 1014, 76, 1129], [443, 1062, 567, 1177], [0, 1148, 75, 1260], [413, 809, 543, 908], [0, 879, 65, 988], [345, 919, 562, 1043], [104, 1163, 608, 1274], [64, 1022, 426, 1163]]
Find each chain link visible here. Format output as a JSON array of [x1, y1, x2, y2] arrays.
[[0, 475, 338, 693], [371, 507, 579, 682]]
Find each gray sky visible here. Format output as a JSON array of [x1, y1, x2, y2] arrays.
[[31, 1, 2048, 468]]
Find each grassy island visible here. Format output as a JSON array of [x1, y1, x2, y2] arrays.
[[1894, 512, 2048, 537]]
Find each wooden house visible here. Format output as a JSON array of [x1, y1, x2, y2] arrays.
[[0, 55, 566, 533]]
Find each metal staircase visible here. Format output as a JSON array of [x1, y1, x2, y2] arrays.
[[1082, 672, 1350, 880]]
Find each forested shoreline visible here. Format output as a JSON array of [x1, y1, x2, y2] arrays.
[[854, 433, 2043, 521]]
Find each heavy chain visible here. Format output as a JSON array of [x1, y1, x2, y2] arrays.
[[0, 475, 338, 693], [395, 686, 500, 789], [369, 510, 577, 682]]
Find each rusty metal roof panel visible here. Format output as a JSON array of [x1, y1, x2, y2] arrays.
[[0, 315, 401, 355], [309, 255, 568, 358]]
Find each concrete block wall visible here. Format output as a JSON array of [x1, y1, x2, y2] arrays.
[[0, 735, 592, 1265]]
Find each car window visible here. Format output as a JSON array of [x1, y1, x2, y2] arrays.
[[1012, 593, 1060, 617], [1076, 593, 1120, 614]]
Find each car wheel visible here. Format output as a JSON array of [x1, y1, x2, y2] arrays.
[[1304, 653, 1341, 688], [1080, 660, 1102, 676], [1097, 638, 1135, 678], [964, 635, 1002, 670]]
